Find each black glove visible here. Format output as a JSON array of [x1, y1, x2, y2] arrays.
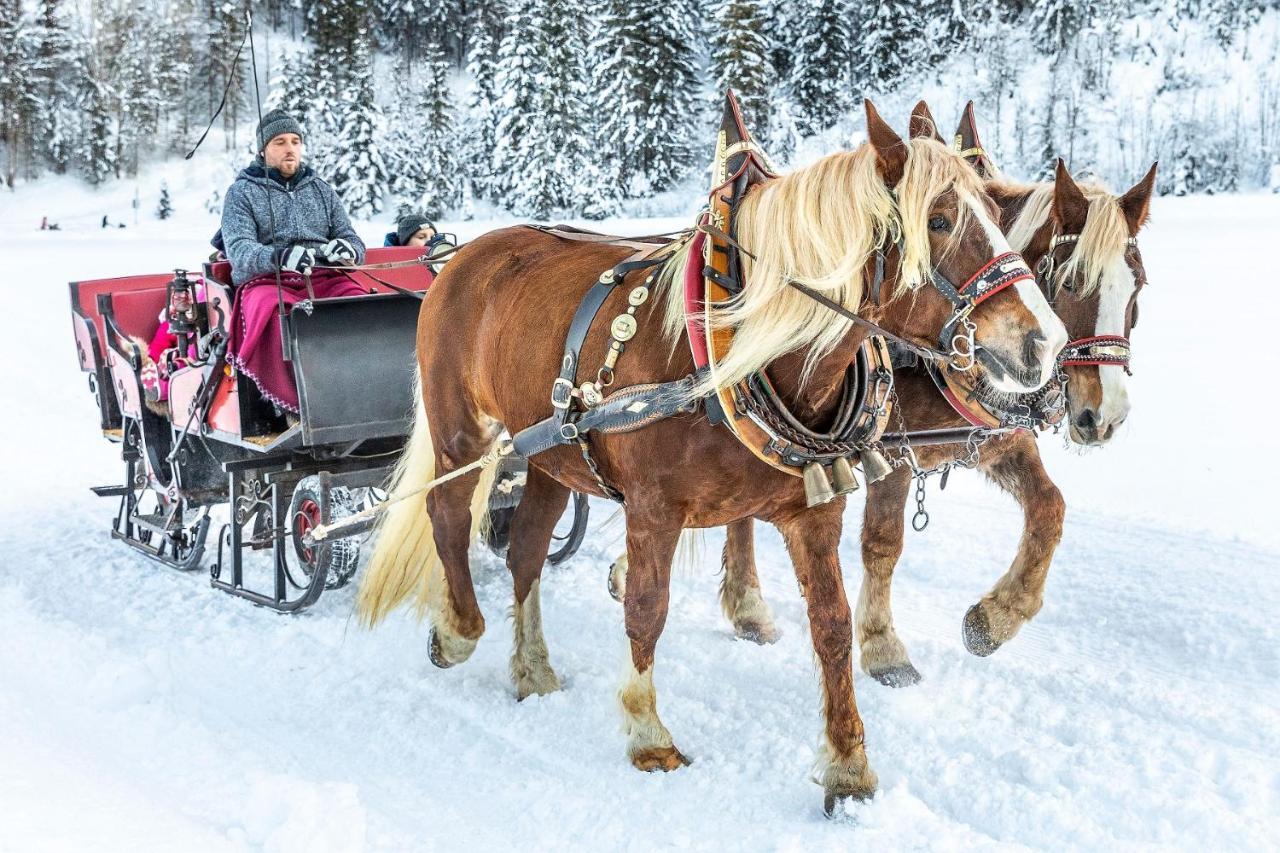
[[318, 238, 357, 264], [280, 245, 317, 274]]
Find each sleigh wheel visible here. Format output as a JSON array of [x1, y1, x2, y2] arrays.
[[289, 475, 361, 590]]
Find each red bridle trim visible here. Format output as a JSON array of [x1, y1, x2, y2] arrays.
[[1059, 334, 1131, 367], [960, 252, 1034, 308]]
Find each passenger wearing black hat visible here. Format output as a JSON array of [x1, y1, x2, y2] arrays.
[[384, 212, 437, 247]]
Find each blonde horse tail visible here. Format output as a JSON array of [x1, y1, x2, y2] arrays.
[[354, 371, 499, 629]]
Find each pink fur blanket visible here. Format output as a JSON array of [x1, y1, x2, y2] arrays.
[[226, 270, 368, 413]]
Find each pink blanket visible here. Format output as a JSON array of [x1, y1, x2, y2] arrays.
[[227, 270, 368, 413]]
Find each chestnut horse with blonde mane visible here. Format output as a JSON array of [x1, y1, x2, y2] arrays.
[[614, 103, 1157, 692], [354, 100, 1067, 812]]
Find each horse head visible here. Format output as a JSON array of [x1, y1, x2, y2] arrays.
[[861, 99, 1068, 394], [1027, 159, 1157, 445]]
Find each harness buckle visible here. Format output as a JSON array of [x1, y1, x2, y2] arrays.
[[559, 422, 579, 441], [551, 378, 575, 409]]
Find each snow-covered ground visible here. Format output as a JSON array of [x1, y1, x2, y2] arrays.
[[1, 178, 1278, 852]]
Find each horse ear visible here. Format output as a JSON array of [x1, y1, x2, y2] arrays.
[[908, 100, 942, 143], [1052, 159, 1089, 232], [865, 99, 907, 187], [1119, 162, 1158, 232], [953, 100, 994, 178]]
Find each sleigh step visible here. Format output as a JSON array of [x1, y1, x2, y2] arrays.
[[91, 484, 131, 497]]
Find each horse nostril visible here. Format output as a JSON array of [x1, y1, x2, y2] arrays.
[[1022, 330, 1045, 369], [1075, 408, 1097, 431]]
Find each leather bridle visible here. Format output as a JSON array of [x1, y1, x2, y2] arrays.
[[1037, 232, 1143, 376]]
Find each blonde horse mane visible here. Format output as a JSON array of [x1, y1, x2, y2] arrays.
[[999, 178, 1132, 298], [658, 138, 988, 397]]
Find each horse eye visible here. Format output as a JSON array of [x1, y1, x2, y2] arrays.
[[928, 215, 951, 233]]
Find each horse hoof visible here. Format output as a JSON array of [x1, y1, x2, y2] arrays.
[[869, 662, 922, 688], [607, 559, 626, 603], [823, 785, 875, 818], [734, 621, 780, 645], [630, 745, 690, 772], [428, 629, 456, 669], [963, 604, 1001, 657]]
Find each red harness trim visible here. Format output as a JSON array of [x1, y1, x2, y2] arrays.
[[961, 251, 1034, 307], [938, 381, 996, 427], [685, 230, 710, 370]]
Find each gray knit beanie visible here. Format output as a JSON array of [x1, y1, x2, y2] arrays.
[[256, 109, 304, 152], [396, 213, 435, 246]]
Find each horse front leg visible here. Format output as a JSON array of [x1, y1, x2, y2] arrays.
[[777, 505, 878, 814], [506, 466, 570, 699], [719, 518, 779, 644], [963, 434, 1065, 656], [619, 519, 687, 771], [856, 467, 920, 686]]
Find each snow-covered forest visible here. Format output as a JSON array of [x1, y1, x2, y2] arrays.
[[2, 0, 1279, 218]]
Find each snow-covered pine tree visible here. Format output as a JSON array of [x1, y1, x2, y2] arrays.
[[30, 0, 87, 174], [156, 181, 173, 219], [853, 0, 925, 94], [207, 1, 248, 152], [1030, 0, 1093, 55], [789, 0, 857, 136], [81, 76, 116, 186], [0, 0, 39, 188], [491, 0, 598, 218], [461, 0, 504, 204], [593, 0, 701, 198], [410, 40, 461, 218], [712, 0, 773, 133], [326, 1, 389, 217]]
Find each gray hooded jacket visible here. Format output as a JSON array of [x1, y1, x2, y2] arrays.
[[220, 162, 366, 285]]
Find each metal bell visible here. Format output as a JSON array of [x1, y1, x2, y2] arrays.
[[830, 456, 860, 496], [803, 462, 837, 507], [860, 448, 895, 484]]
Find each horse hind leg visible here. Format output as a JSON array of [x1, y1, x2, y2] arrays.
[[963, 434, 1064, 656], [420, 414, 503, 668], [507, 466, 570, 699], [719, 519, 779, 644], [856, 467, 921, 687], [618, 520, 687, 771], [356, 380, 497, 673]]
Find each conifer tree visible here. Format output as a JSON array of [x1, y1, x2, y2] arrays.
[[593, 0, 700, 197], [0, 0, 39, 188], [461, 0, 504, 204], [854, 0, 924, 93], [329, 28, 389, 217], [30, 0, 87, 173], [207, 1, 248, 152], [491, 0, 598, 217], [156, 181, 174, 219], [81, 76, 116, 186], [712, 0, 773, 133], [789, 0, 856, 136], [411, 40, 461, 217]]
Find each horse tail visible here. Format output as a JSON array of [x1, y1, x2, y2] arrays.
[[354, 372, 499, 628]]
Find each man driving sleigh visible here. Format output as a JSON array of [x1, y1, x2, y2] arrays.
[[220, 109, 369, 416]]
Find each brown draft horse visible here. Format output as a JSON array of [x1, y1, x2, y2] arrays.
[[632, 104, 1158, 689], [353, 101, 1068, 811]]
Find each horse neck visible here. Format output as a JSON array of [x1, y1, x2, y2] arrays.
[[764, 325, 870, 424], [992, 182, 1055, 291]]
